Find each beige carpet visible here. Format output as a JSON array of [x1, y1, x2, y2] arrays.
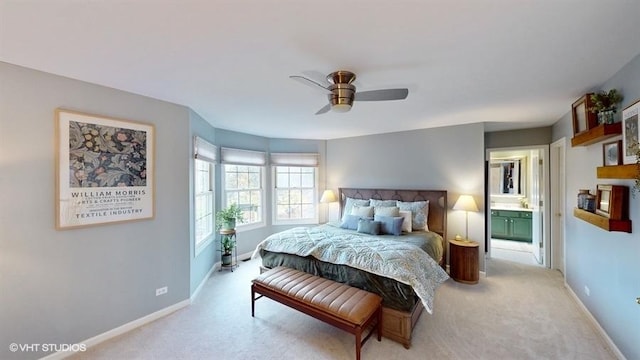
[[70, 258, 615, 360]]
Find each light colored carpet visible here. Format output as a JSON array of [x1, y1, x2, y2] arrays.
[[70, 258, 615, 360]]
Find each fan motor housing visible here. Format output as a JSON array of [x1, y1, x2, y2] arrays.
[[329, 83, 355, 107]]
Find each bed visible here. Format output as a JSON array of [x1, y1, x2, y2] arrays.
[[252, 188, 450, 348]]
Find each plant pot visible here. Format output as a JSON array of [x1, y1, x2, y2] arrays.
[[597, 109, 616, 125], [220, 219, 236, 231], [222, 253, 233, 265]]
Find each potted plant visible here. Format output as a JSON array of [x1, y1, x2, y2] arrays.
[[220, 233, 236, 265], [589, 89, 623, 124], [215, 203, 244, 230]]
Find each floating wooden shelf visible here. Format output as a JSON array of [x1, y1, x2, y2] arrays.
[[571, 122, 622, 147], [573, 208, 631, 233], [597, 164, 639, 179]]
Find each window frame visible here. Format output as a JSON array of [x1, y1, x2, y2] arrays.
[[222, 164, 266, 231], [194, 158, 215, 256], [272, 166, 319, 225]]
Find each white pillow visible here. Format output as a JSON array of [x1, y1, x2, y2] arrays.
[[341, 197, 370, 222], [374, 206, 400, 217], [399, 210, 412, 233], [351, 205, 374, 217]]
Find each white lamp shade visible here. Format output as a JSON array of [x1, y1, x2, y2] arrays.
[[453, 195, 478, 212], [320, 190, 337, 203]]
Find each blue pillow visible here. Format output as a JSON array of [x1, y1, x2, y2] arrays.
[[340, 214, 361, 230], [374, 215, 404, 236], [357, 218, 380, 235]]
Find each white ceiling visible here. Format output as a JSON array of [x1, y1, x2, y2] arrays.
[[2, 1, 640, 140]]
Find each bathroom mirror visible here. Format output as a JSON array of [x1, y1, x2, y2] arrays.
[[490, 158, 526, 196]]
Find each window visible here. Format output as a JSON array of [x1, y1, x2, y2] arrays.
[[194, 159, 214, 250], [221, 147, 267, 229], [224, 164, 263, 225], [271, 152, 320, 224], [274, 166, 317, 223], [193, 136, 217, 255]]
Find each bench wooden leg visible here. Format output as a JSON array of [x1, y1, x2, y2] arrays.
[[251, 285, 255, 317], [355, 328, 362, 360]]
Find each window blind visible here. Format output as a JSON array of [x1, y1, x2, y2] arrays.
[[194, 136, 217, 163], [270, 152, 319, 167], [220, 147, 267, 166]]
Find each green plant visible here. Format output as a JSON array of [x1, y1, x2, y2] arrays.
[[588, 89, 623, 113], [220, 234, 236, 255], [215, 203, 245, 230]]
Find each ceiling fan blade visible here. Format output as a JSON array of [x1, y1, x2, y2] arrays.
[[315, 103, 331, 115], [290, 75, 330, 93], [355, 88, 409, 101]]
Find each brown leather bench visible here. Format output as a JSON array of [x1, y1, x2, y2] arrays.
[[251, 266, 382, 360]]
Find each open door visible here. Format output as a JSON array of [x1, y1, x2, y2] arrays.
[[530, 149, 544, 264]]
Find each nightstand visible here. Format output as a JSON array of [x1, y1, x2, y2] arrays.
[[449, 239, 479, 284]]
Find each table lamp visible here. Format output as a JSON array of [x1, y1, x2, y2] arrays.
[[453, 194, 478, 241], [320, 190, 337, 222]]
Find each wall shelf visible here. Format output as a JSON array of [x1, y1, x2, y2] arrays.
[[573, 208, 631, 233], [596, 164, 638, 179], [571, 122, 622, 147]]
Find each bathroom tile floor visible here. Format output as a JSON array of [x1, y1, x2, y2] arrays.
[[490, 239, 541, 266]]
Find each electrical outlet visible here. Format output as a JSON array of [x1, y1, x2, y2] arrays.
[[156, 286, 168, 296], [584, 286, 590, 297]]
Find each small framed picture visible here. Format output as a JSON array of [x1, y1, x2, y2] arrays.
[[595, 184, 628, 220], [572, 94, 597, 136], [602, 140, 622, 166]]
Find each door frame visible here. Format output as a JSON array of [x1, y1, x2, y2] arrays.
[[486, 145, 551, 268], [550, 138, 566, 275]]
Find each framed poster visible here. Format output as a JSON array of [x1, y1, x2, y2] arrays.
[[56, 109, 155, 229], [622, 99, 640, 164]]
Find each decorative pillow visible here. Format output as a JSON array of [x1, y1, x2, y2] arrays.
[[398, 210, 412, 233], [340, 214, 363, 230], [357, 218, 381, 235], [374, 215, 404, 236], [374, 206, 400, 217], [397, 200, 430, 231], [369, 199, 398, 208], [351, 205, 374, 217], [342, 197, 370, 222]]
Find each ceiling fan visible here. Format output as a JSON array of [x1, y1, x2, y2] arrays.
[[290, 70, 409, 115]]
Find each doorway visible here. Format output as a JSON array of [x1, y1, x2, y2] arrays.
[[486, 146, 550, 268]]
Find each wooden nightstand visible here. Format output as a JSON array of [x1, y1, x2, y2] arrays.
[[449, 239, 479, 284]]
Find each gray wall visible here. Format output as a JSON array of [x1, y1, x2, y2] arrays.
[[0, 62, 192, 359], [485, 126, 552, 149], [551, 53, 640, 359], [326, 123, 486, 269], [188, 110, 218, 295]]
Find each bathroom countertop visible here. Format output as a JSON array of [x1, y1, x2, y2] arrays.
[[490, 206, 533, 212]]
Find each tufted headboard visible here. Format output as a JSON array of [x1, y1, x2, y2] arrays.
[[338, 188, 447, 240]]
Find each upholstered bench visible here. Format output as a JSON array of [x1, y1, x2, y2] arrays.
[[251, 266, 382, 360]]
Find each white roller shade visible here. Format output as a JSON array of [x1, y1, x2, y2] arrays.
[[194, 136, 217, 163], [220, 147, 267, 166], [270, 152, 319, 167]]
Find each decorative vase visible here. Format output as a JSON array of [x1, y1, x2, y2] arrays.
[[577, 189, 590, 209], [597, 109, 616, 125], [584, 194, 596, 212]]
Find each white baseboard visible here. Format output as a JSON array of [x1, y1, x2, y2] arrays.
[[190, 263, 219, 302], [565, 283, 626, 360], [40, 299, 190, 360]]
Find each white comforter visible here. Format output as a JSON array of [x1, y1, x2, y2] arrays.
[[252, 225, 450, 314]]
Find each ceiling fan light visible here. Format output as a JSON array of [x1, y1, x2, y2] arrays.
[[332, 103, 352, 112]]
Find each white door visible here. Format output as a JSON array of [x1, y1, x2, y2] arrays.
[[530, 150, 543, 264], [550, 139, 566, 274]]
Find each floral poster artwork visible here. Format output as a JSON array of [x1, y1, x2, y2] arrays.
[[622, 100, 640, 164], [56, 109, 155, 229]]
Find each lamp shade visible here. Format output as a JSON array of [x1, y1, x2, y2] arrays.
[[453, 195, 478, 212], [320, 190, 337, 203]]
